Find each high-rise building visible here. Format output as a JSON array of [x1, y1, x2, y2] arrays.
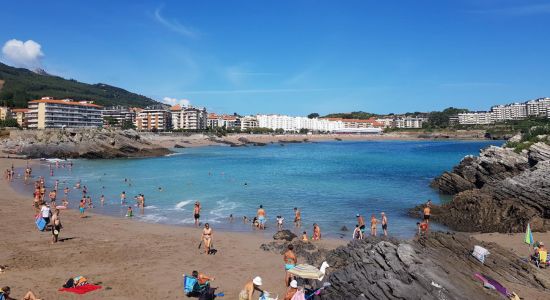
[[102, 106, 136, 127], [171, 105, 207, 130], [135, 105, 171, 131], [27, 97, 103, 129], [11, 108, 29, 127]]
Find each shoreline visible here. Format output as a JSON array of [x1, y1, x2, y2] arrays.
[[0, 157, 343, 299]]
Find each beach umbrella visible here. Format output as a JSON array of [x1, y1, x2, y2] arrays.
[[287, 264, 324, 280], [524, 223, 534, 245]]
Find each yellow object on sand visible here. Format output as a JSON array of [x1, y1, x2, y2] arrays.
[[539, 250, 547, 265]]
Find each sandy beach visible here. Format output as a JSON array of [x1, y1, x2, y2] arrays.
[[0, 158, 343, 299], [144, 130, 489, 149]]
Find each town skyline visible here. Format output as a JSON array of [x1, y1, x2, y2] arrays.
[[2, 1, 550, 115]]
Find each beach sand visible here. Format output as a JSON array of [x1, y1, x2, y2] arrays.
[[0, 158, 343, 299]]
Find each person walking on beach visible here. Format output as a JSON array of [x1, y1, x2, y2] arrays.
[[312, 223, 321, 240], [370, 214, 378, 236], [423, 202, 431, 223], [40, 204, 51, 230], [381, 212, 388, 237], [257, 205, 266, 230], [194, 201, 201, 226], [79, 199, 86, 218], [239, 277, 264, 300], [294, 207, 301, 228], [283, 244, 297, 286], [356, 214, 366, 235], [51, 209, 62, 244], [201, 223, 213, 255]]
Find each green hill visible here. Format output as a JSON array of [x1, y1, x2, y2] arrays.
[[0, 63, 159, 108]]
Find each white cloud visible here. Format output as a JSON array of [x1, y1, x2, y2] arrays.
[[153, 6, 197, 38], [162, 97, 191, 107], [1, 39, 44, 69]]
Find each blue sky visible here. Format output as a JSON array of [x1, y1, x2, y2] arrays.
[[1, 0, 549, 115]]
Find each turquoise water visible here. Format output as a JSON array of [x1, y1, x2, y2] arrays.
[[21, 140, 502, 238]]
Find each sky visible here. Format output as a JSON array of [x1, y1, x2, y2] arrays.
[[1, 0, 549, 116]]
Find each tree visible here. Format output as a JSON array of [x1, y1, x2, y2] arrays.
[[275, 128, 285, 134], [121, 120, 136, 130], [307, 113, 320, 119], [104, 116, 119, 126], [299, 128, 309, 134], [0, 118, 19, 128]]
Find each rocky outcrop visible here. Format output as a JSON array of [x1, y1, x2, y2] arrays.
[[273, 230, 297, 241], [261, 233, 549, 299], [0, 129, 172, 159], [428, 142, 550, 233]]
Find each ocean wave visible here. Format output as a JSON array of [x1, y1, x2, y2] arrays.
[[138, 214, 168, 223], [174, 200, 193, 210]]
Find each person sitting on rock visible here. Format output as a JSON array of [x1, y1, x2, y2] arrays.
[[417, 221, 429, 236]]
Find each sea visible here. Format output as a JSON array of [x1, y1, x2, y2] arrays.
[[14, 140, 503, 239]]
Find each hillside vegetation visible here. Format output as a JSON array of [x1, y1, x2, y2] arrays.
[[0, 63, 159, 108]]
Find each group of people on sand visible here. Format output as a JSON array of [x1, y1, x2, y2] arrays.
[[353, 212, 388, 239], [531, 241, 549, 267]]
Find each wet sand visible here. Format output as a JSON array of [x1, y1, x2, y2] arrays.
[[0, 158, 343, 299]]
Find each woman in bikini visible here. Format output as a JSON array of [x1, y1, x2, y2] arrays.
[[370, 214, 378, 237], [202, 223, 213, 254]]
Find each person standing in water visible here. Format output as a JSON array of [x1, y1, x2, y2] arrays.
[[201, 223, 213, 255], [356, 214, 366, 235], [370, 214, 378, 236], [381, 212, 388, 237], [120, 191, 126, 205], [423, 201, 431, 223], [312, 223, 321, 240], [257, 205, 266, 230], [194, 201, 201, 226], [293, 207, 301, 228]]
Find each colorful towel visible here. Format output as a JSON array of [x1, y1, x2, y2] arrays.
[[59, 284, 102, 294]]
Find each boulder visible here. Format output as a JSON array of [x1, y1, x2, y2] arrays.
[[273, 230, 297, 241]]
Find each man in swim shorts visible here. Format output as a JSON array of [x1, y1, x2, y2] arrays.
[[423, 202, 431, 223], [381, 212, 388, 237], [257, 205, 266, 230], [194, 201, 201, 226]]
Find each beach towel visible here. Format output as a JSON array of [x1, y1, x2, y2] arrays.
[[59, 284, 102, 294], [472, 245, 490, 264], [35, 217, 46, 231]]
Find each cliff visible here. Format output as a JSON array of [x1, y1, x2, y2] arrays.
[[0, 129, 171, 159], [262, 232, 550, 299], [428, 138, 550, 232]]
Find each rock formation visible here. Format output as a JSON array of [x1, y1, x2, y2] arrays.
[[262, 233, 550, 299], [429, 142, 550, 232], [0, 129, 172, 159]]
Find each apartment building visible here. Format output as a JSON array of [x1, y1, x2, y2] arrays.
[[207, 113, 238, 129], [171, 105, 207, 130], [27, 97, 103, 129], [0, 107, 11, 120], [135, 105, 171, 131], [236, 116, 259, 130], [526, 98, 550, 117], [394, 117, 426, 129], [102, 106, 136, 127], [11, 108, 29, 127], [457, 112, 494, 125]]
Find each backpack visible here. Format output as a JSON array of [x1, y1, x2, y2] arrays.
[[183, 275, 198, 295]]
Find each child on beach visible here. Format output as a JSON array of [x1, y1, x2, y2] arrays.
[[302, 231, 309, 242], [126, 206, 133, 217], [353, 225, 363, 240], [79, 199, 85, 218], [276, 215, 284, 231]]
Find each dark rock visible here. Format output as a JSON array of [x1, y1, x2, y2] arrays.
[[316, 232, 549, 300], [273, 230, 297, 241], [174, 144, 186, 148], [340, 226, 349, 232]]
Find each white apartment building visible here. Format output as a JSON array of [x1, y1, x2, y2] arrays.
[[394, 117, 426, 128], [491, 103, 527, 122], [171, 105, 207, 130], [256, 114, 346, 132], [102, 106, 136, 126], [136, 105, 171, 131], [375, 118, 394, 128], [457, 112, 494, 125], [0, 107, 11, 120], [237, 116, 259, 130], [526, 98, 550, 117], [27, 97, 103, 129], [207, 113, 238, 128]]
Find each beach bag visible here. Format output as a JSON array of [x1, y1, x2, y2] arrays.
[[199, 287, 216, 300], [291, 289, 306, 300], [472, 245, 490, 264], [63, 278, 75, 288], [183, 275, 198, 295], [35, 216, 46, 231]]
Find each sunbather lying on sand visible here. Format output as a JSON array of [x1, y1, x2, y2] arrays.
[[0, 286, 41, 300]]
